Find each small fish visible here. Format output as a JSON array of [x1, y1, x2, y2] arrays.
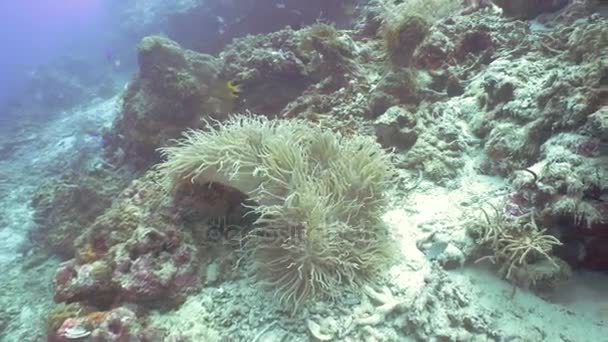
[[226, 80, 242, 98]]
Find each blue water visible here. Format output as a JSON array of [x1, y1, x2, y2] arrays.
[[0, 1, 136, 108]]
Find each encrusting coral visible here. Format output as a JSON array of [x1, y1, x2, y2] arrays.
[[158, 115, 396, 311]]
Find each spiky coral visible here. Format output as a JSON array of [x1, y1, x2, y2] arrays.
[[476, 208, 562, 281], [158, 116, 395, 311]]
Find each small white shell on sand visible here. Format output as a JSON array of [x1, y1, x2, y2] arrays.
[[63, 325, 92, 339]]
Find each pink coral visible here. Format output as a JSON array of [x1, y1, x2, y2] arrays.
[[54, 226, 199, 306]]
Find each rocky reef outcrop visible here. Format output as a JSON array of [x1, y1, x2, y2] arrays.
[[51, 172, 202, 308], [29, 170, 127, 259], [104, 36, 236, 169]]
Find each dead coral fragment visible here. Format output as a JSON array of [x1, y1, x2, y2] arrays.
[[307, 319, 332, 341], [158, 116, 395, 312], [356, 285, 402, 326]]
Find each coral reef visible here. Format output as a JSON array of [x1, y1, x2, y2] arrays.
[[398, 100, 476, 184], [105, 36, 236, 168], [158, 116, 395, 311], [374, 105, 418, 151], [52, 172, 201, 308], [28, 171, 127, 258], [502, 132, 608, 270], [48, 306, 149, 342], [469, 131, 606, 290], [219, 28, 314, 115], [465, 17, 606, 176], [220, 22, 380, 129], [382, 14, 429, 67], [7, 0, 606, 340], [368, 68, 420, 117], [400, 268, 499, 341]]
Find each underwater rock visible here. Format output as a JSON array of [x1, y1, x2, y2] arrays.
[[298, 23, 356, 79], [401, 268, 497, 341], [120, 13, 370, 129], [400, 100, 473, 185], [29, 171, 126, 259], [505, 133, 607, 230], [105, 36, 236, 169], [368, 69, 419, 117], [219, 29, 312, 115], [445, 74, 465, 97], [509, 259, 572, 296], [53, 259, 116, 304], [584, 106, 608, 140], [382, 14, 429, 67], [414, 29, 453, 70], [453, 30, 495, 63], [492, 0, 570, 19], [481, 122, 531, 175], [112, 226, 199, 303], [417, 232, 467, 270], [493, 131, 608, 276], [414, 12, 522, 73], [581, 237, 608, 270], [402, 132, 467, 184], [374, 106, 418, 151], [480, 75, 515, 110], [49, 306, 148, 342], [53, 172, 201, 307], [436, 244, 466, 270], [456, 12, 607, 177], [220, 23, 374, 119], [566, 20, 608, 63]]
